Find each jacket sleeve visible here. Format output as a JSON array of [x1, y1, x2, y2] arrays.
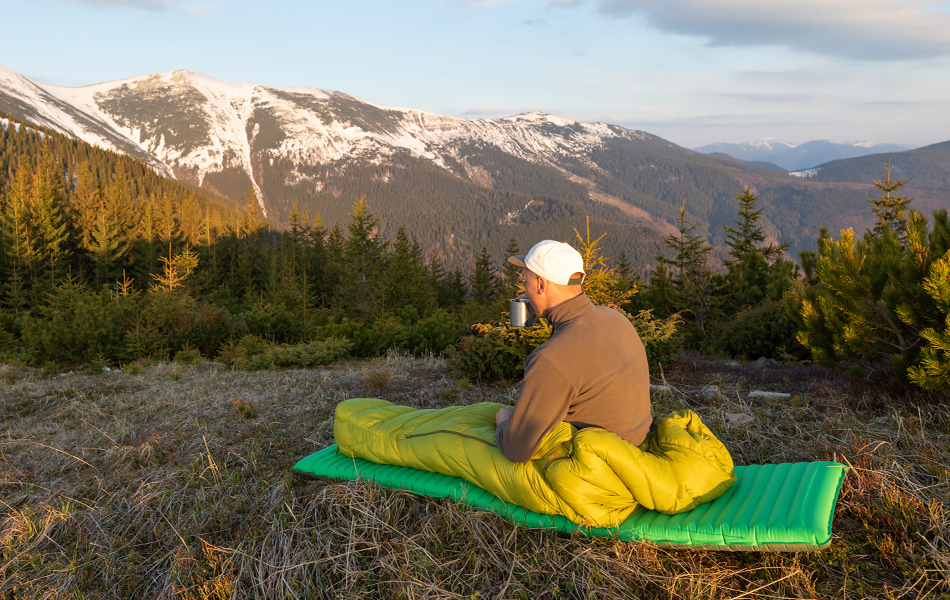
[[496, 352, 574, 463]]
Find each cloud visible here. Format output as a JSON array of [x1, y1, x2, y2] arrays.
[[607, 112, 827, 129], [459, 107, 514, 117], [524, 17, 545, 25], [860, 99, 946, 107], [719, 92, 814, 103], [184, 0, 223, 16], [55, 0, 222, 13], [738, 69, 840, 83], [552, 0, 950, 60], [56, 0, 176, 8], [447, 0, 514, 9]]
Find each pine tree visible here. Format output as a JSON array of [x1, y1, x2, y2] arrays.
[[908, 250, 950, 389], [720, 187, 793, 312], [28, 145, 70, 294], [235, 188, 268, 305], [321, 224, 346, 309], [237, 187, 267, 241], [869, 159, 912, 238], [469, 246, 498, 305], [788, 209, 950, 382], [651, 201, 717, 347], [445, 268, 468, 307], [86, 163, 138, 286], [0, 160, 34, 311], [574, 217, 638, 309], [150, 247, 199, 294], [377, 227, 434, 315], [341, 196, 384, 319]]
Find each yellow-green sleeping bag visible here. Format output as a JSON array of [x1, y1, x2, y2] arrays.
[[332, 398, 736, 528]]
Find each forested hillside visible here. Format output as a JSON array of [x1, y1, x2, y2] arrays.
[[6, 65, 943, 273]]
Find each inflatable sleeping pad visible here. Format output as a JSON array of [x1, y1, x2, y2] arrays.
[[294, 399, 847, 551]]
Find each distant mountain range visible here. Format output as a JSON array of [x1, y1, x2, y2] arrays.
[[694, 138, 918, 171], [1, 63, 947, 269]]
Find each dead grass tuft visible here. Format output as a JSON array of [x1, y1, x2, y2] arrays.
[[1, 354, 948, 598]]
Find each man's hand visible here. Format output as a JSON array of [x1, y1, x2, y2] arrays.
[[495, 407, 512, 427]]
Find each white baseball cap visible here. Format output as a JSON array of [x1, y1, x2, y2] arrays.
[[508, 240, 586, 286]]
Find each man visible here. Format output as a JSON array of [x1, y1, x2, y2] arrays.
[[495, 240, 653, 463]]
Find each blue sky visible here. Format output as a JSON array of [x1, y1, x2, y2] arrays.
[[3, 0, 950, 148]]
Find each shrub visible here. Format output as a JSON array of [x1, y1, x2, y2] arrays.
[[235, 337, 354, 370], [311, 308, 465, 358], [713, 300, 808, 361], [907, 251, 950, 389], [215, 335, 274, 368], [446, 321, 553, 382], [403, 309, 467, 355], [234, 303, 300, 344], [174, 344, 202, 365], [137, 292, 236, 358], [448, 308, 680, 383], [787, 209, 950, 383], [20, 280, 137, 367]]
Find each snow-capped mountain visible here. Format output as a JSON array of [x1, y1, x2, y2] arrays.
[[694, 138, 916, 171], [5, 63, 943, 265], [0, 64, 668, 218]]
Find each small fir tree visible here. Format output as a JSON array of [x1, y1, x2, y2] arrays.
[[469, 247, 498, 305], [29, 146, 71, 293], [869, 159, 912, 239], [720, 187, 794, 312], [907, 251, 950, 389]]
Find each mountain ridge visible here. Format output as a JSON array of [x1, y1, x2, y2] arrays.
[[694, 138, 917, 171], [2, 63, 947, 271]]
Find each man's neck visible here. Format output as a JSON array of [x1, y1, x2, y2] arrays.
[[541, 290, 585, 320]]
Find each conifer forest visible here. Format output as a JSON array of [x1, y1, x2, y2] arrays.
[[1, 113, 949, 391]]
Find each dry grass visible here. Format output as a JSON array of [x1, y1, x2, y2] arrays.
[[1, 352, 948, 599]]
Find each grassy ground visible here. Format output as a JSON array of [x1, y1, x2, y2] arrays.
[[1, 353, 948, 599]]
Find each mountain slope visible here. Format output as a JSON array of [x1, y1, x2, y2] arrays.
[[2, 63, 946, 270], [809, 141, 950, 190], [0, 65, 169, 173], [695, 138, 917, 171]]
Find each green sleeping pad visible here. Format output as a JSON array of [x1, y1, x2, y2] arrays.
[[294, 445, 847, 552]]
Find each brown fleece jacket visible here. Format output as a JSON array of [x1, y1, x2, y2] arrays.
[[495, 293, 653, 463]]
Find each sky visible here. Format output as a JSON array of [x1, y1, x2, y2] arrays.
[[2, 0, 950, 148]]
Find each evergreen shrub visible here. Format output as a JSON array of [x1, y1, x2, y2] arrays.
[[20, 281, 136, 366], [140, 292, 236, 357], [236, 337, 354, 370], [447, 223, 680, 383], [312, 307, 465, 358], [0, 311, 15, 350], [446, 321, 552, 382], [447, 309, 680, 383], [712, 300, 808, 361], [787, 209, 950, 384], [235, 303, 300, 344], [174, 344, 202, 365], [215, 335, 273, 367]]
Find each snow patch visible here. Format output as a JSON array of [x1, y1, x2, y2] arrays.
[[4, 64, 647, 211]]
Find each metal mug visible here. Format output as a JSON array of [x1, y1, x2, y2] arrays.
[[510, 298, 533, 328]]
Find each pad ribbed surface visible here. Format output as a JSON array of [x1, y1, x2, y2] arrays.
[[294, 446, 846, 552]]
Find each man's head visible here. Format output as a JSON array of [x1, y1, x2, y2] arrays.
[[508, 240, 585, 317]]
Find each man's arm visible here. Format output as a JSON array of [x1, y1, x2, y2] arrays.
[[495, 353, 573, 462]]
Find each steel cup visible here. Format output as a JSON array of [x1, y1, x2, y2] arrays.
[[509, 298, 533, 328]]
